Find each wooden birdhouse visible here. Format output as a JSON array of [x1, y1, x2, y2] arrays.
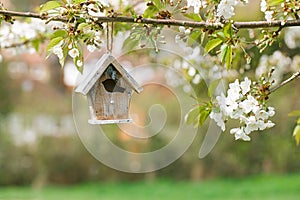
[[75, 53, 143, 124]]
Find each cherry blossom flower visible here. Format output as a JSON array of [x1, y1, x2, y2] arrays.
[[76, 59, 83, 67], [264, 10, 274, 22], [210, 111, 226, 131], [217, 0, 238, 19], [239, 95, 259, 114], [68, 48, 79, 58], [230, 127, 250, 141], [260, 0, 267, 12], [53, 43, 64, 60], [240, 77, 251, 95], [186, 0, 207, 14]]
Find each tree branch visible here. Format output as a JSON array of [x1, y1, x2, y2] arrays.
[[1, 10, 300, 30], [270, 71, 300, 94]]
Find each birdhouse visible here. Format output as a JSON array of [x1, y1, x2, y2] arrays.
[[75, 53, 143, 124]]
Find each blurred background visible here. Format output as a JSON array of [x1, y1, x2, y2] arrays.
[[0, 0, 300, 199]]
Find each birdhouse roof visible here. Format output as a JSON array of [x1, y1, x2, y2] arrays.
[[75, 53, 143, 95]]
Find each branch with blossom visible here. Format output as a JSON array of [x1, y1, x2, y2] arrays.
[[0, 0, 299, 143]]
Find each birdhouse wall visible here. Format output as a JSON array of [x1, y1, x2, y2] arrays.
[[89, 73, 133, 121]]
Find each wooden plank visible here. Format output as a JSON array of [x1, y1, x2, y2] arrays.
[[87, 94, 96, 120]]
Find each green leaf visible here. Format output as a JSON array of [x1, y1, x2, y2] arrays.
[[40, 1, 62, 12], [293, 125, 300, 145], [186, 103, 212, 127], [31, 39, 40, 52], [216, 32, 226, 41], [183, 13, 202, 21], [73, 0, 86, 4], [208, 79, 221, 98], [188, 30, 201, 46], [185, 107, 200, 127], [223, 23, 232, 38], [46, 36, 63, 52], [220, 45, 228, 64], [288, 110, 300, 117], [220, 44, 233, 69], [122, 35, 140, 51], [225, 45, 233, 69], [152, 0, 164, 9], [77, 23, 90, 31], [267, 0, 284, 6], [205, 38, 223, 53], [49, 30, 67, 40], [199, 109, 210, 126], [143, 5, 159, 18]]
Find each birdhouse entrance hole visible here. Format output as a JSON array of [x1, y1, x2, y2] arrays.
[[101, 65, 126, 93]]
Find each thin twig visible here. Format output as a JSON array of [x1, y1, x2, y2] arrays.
[[1, 10, 300, 30], [270, 71, 300, 94]]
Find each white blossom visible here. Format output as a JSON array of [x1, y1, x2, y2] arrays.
[[186, 0, 207, 14], [264, 10, 274, 21], [240, 77, 251, 95], [217, 0, 238, 19], [210, 111, 226, 131], [284, 27, 300, 49], [260, 0, 267, 12], [179, 26, 185, 33], [227, 79, 241, 101], [87, 3, 106, 17], [267, 107, 275, 117], [291, 55, 300, 71], [216, 93, 227, 111], [256, 110, 269, 120], [87, 44, 97, 52], [230, 127, 251, 141], [68, 48, 79, 58], [244, 116, 260, 134], [53, 43, 64, 60], [188, 67, 196, 76], [265, 120, 275, 128], [239, 95, 259, 114], [256, 51, 292, 84], [76, 59, 83, 67], [185, 29, 191, 35], [192, 74, 201, 84]]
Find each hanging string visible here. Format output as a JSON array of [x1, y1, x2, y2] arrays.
[[106, 22, 114, 53]]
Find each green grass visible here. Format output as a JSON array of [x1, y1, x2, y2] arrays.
[[0, 173, 300, 200]]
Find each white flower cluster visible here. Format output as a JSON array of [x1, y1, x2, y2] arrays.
[[216, 0, 249, 19], [256, 51, 292, 84], [210, 77, 275, 141], [217, 0, 239, 19], [186, 0, 207, 14], [284, 27, 300, 49], [175, 26, 193, 53], [186, 0, 247, 19], [0, 18, 47, 57], [260, 0, 273, 21]]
